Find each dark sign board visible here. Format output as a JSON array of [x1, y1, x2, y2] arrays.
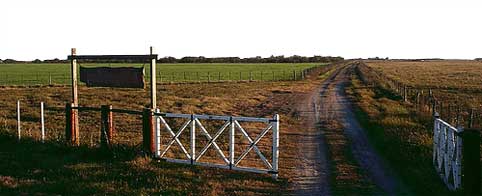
[[80, 66, 145, 88]]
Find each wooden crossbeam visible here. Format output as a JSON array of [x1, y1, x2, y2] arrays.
[[67, 54, 157, 61]]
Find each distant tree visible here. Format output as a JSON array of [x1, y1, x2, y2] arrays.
[[33, 59, 42, 63]]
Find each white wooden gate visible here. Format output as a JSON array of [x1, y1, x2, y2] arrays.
[[153, 111, 280, 179], [433, 117, 463, 190]]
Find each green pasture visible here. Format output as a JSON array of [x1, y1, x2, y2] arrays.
[[0, 63, 323, 85]]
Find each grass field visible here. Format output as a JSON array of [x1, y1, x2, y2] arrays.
[[351, 61, 482, 195], [0, 63, 322, 85], [0, 66, 328, 194], [365, 60, 482, 108]]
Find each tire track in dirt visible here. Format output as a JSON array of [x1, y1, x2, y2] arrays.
[[319, 64, 405, 194], [291, 70, 335, 196]]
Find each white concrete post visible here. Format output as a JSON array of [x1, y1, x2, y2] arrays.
[[17, 100, 21, 140], [40, 102, 45, 142]]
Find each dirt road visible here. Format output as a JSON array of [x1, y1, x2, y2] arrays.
[[294, 63, 405, 195]]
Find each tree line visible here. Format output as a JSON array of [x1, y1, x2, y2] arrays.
[[0, 55, 344, 64]]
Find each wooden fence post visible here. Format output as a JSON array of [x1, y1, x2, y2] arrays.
[[65, 103, 73, 145], [292, 70, 296, 80], [100, 105, 114, 148], [462, 128, 481, 195], [70, 48, 80, 146], [468, 109, 474, 128], [249, 71, 253, 81], [403, 86, 407, 102], [218, 72, 221, 81]]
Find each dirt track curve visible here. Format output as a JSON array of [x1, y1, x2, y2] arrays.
[[293, 64, 405, 195]]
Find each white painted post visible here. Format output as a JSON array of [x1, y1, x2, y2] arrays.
[[40, 102, 45, 142], [190, 114, 196, 164], [17, 100, 21, 140], [272, 114, 280, 179], [155, 108, 161, 158], [150, 46, 157, 109], [229, 117, 235, 169]]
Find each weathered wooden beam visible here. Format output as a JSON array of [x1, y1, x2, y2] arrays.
[[67, 54, 158, 61]]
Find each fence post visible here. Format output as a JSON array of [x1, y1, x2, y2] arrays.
[[40, 102, 45, 142], [403, 86, 407, 102], [249, 71, 253, 81], [462, 128, 481, 195], [468, 109, 474, 128], [17, 100, 21, 140], [218, 72, 221, 81], [239, 72, 242, 81], [272, 71, 275, 81], [208, 72, 211, 83], [49, 73, 52, 85], [229, 117, 235, 169], [100, 105, 114, 148], [272, 114, 280, 179], [292, 70, 296, 80], [142, 108, 155, 155], [260, 71, 263, 81], [183, 72, 186, 81], [190, 114, 196, 164], [65, 103, 77, 145]]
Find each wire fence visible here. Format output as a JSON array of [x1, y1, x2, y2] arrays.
[[0, 68, 320, 86], [355, 62, 482, 129]]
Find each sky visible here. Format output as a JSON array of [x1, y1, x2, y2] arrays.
[[1, 0, 482, 60]]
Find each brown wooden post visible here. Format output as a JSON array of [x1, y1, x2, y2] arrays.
[[65, 103, 78, 145], [70, 48, 80, 146], [462, 128, 481, 195], [65, 103, 72, 143], [142, 108, 152, 153]]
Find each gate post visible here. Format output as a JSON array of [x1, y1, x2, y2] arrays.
[[272, 114, 280, 179], [462, 128, 481, 195], [142, 108, 155, 155]]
